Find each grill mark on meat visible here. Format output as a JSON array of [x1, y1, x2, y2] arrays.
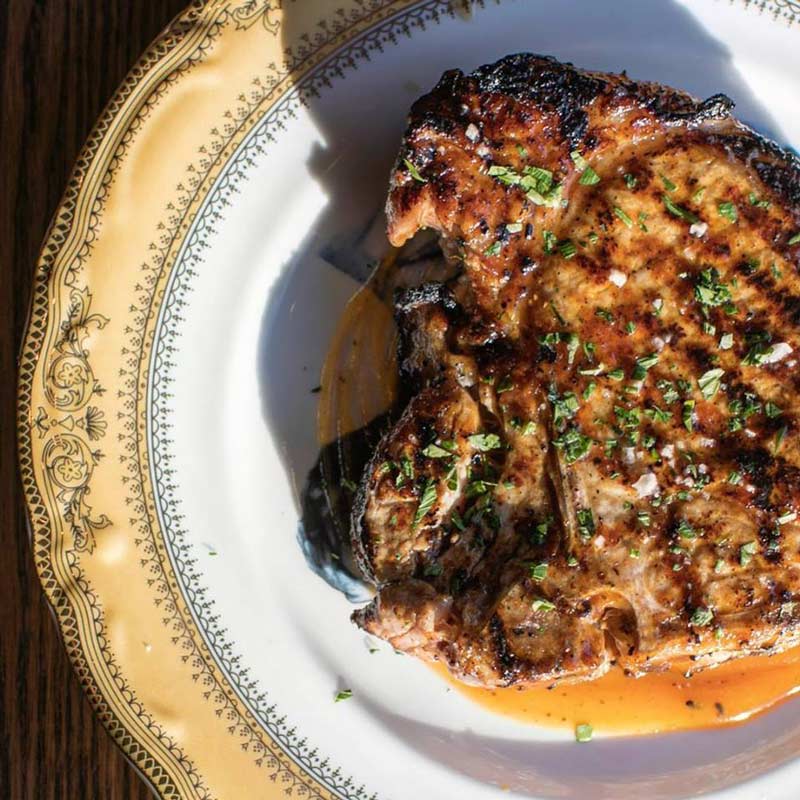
[[489, 614, 521, 682], [468, 54, 606, 147]]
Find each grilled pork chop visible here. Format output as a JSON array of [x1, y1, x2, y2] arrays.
[[351, 54, 800, 687]]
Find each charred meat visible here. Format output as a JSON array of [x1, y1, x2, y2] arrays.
[[351, 54, 800, 687]]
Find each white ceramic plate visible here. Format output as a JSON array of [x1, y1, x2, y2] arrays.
[[19, 1, 800, 798]]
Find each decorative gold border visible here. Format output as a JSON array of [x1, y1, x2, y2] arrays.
[[16, 0, 800, 798], [17, 1, 427, 796]]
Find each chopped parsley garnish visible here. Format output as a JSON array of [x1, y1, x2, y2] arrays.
[[487, 163, 563, 207], [509, 417, 537, 436], [334, 689, 353, 702], [466, 479, 493, 498], [698, 368, 724, 400], [403, 158, 426, 183], [624, 173, 637, 189], [682, 400, 695, 432], [569, 150, 587, 168], [576, 508, 595, 541], [549, 390, 580, 428], [614, 206, 633, 227], [645, 405, 672, 424], [728, 392, 763, 432], [633, 352, 659, 380], [412, 479, 438, 529], [565, 333, 580, 365], [570, 150, 601, 185], [739, 541, 757, 566], [468, 433, 502, 452], [422, 441, 457, 459], [595, 307, 614, 323], [558, 239, 578, 259], [729, 393, 762, 419], [695, 268, 731, 307], [530, 563, 548, 581], [690, 607, 713, 627], [450, 510, 466, 530], [553, 428, 593, 463], [496, 375, 514, 393], [657, 380, 679, 404], [677, 519, 697, 540], [742, 341, 774, 366], [533, 516, 553, 543], [663, 194, 700, 223], [748, 192, 771, 209], [774, 425, 788, 454], [719, 333, 734, 350], [625, 321, 636, 335], [614, 405, 641, 429], [660, 173, 677, 191], [583, 381, 597, 400], [532, 598, 556, 612], [575, 723, 593, 743], [396, 456, 415, 487], [539, 332, 561, 348], [630, 547, 641, 559], [484, 241, 502, 257], [717, 201, 738, 223]]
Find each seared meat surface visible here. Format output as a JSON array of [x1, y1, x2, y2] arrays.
[[351, 54, 800, 687]]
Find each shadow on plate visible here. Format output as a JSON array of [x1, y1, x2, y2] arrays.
[[354, 687, 800, 800]]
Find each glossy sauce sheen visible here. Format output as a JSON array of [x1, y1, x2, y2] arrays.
[[323, 253, 800, 735], [438, 649, 800, 733]]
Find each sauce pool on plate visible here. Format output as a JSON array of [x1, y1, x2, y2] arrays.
[[435, 649, 800, 734]]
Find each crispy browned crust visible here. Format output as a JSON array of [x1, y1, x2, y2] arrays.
[[353, 54, 800, 688]]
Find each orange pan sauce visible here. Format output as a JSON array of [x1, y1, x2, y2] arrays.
[[434, 650, 800, 734]]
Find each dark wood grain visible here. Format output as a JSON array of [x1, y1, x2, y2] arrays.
[[0, 2, 190, 797]]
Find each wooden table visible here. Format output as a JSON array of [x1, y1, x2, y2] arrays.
[[1, 3, 188, 797]]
